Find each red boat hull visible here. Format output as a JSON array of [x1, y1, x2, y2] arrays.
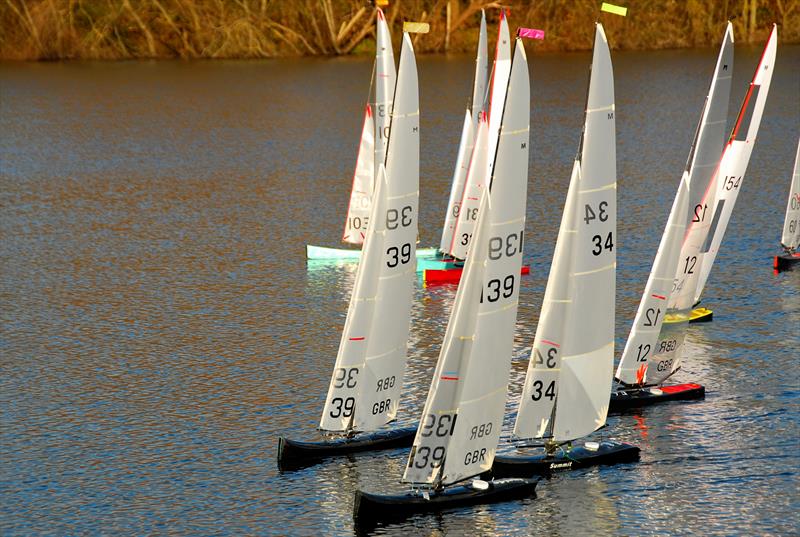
[[424, 265, 531, 285]]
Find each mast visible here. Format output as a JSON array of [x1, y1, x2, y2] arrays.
[[439, 11, 488, 254], [694, 25, 778, 302], [320, 32, 419, 434], [403, 38, 529, 487], [646, 23, 734, 386], [514, 23, 616, 443]]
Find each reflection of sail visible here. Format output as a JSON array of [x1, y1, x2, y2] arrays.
[[316, 457, 364, 533], [526, 476, 621, 535]]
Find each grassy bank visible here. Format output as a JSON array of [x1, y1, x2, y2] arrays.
[[1, 0, 797, 61]]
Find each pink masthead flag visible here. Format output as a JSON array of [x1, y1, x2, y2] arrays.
[[517, 28, 545, 40]]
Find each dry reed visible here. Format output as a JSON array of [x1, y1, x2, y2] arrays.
[[0, 0, 797, 61]]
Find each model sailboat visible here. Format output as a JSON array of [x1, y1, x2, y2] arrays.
[[424, 10, 530, 284], [306, 9, 436, 262], [354, 33, 536, 523], [611, 23, 734, 410], [775, 139, 800, 271], [493, 23, 639, 477], [278, 32, 420, 469], [690, 25, 778, 318], [436, 10, 488, 260]]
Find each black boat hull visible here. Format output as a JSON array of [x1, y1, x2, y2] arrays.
[[353, 477, 538, 524], [774, 252, 800, 272], [491, 441, 640, 478], [277, 426, 416, 470], [609, 383, 705, 412]]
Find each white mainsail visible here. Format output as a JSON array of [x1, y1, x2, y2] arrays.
[[403, 39, 529, 487], [694, 25, 778, 303], [343, 106, 376, 244], [439, 11, 488, 254], [343, 8, 397, 246], [449, 11, 511, 259], [514, 23, 615, 443], [781, 139, 800, 252], [321, 33, 419, 433], [646, 23, 734, 386]]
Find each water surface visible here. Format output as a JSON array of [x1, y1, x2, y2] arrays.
[[1, 44, 799, 535]]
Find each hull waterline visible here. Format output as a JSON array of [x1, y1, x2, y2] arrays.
[[609, 383, 705, 412], [353, 477, 538, 525], [277, 426, 416, 470], [491, 440, 640, 478]]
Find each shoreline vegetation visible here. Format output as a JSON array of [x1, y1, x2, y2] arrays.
[[1, 0, 797, 61]]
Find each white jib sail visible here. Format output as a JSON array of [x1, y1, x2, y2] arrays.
[[782, 139, 800, 252], [343, 105, 376, 244], [320, 33, 419, 433], [449, 117, 489, 260], [438, 12, 488, 254], [403, 40, 529, 487], [553, 24, 616, 443], [513, 158, 579, 439], [647, 23, 734, 386], [694, 25, 778, 302], [615, 177, 689, 386]]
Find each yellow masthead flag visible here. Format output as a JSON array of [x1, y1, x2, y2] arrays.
[[601, 2, 628, 16], [403, 21, 430, 34]]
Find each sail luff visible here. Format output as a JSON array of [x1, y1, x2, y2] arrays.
[[781, 139, 800, 251], [694, 25, 778, 302]]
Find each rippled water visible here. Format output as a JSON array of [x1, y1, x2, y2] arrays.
[[1, 43, 798, 536]]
